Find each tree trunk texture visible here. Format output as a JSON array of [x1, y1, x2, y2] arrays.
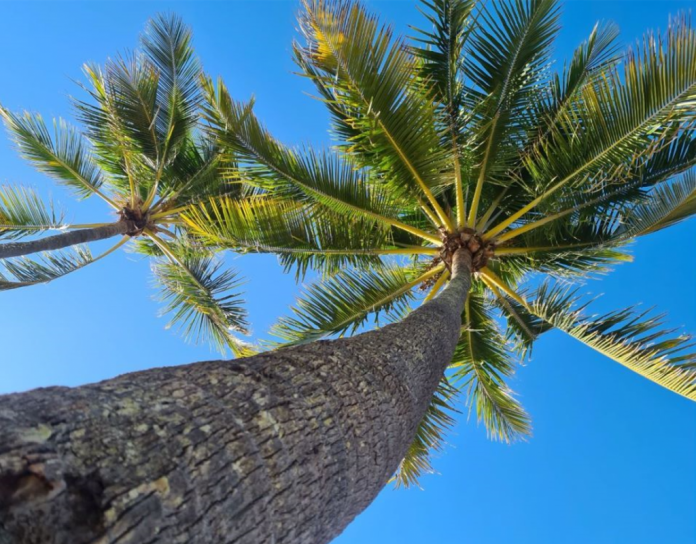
[[0, 250, 472, 544], [0, 222, 132, 260]]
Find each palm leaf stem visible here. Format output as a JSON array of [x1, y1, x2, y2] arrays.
[[479, 266, 528, 307], [416, 195, 444, 228], [423, 269, 450, 303], [485, 280, 538, 341], [485, 176, 570, 239], [494, 242, 599, 255], [467, 114, 499, 227], [477, 186, 510, 231], [453, 143, 466, 227]]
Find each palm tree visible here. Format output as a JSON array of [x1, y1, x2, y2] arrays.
[[188, 0, 696, 485], [0, 15, 250, 355], [1, 1, 695, 542]]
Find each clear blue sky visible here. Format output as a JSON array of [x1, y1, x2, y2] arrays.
[[0, 1, 694, 543]]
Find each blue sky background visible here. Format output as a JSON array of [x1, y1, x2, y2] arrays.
[[0, 1, 694, 543]]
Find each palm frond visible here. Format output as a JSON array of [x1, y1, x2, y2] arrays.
[[141, 13, 202, 168], [0, 108, 115, 207], [411, 0, 475, 115], [411, 0, 477, 226], [75, 62, 152, 200], [466, 0, 561, 224], [202, 82, 439, 244], [531, 21, 621, 147], [0, 246, 93, 290], [271, 264, 439, 346], [0, 185, 65, 239], [182, 195, 396, 280], [392, 377, 460, 488], [489, 284, 552, 360], [494, 15, 696, 237], [527, 282, 696, 400], [450, 288, 532, 441], [295, 0, 452, 227], [151, 237, 250, 356], [617, 169, 696, 237], [156, 135, 238, 207]]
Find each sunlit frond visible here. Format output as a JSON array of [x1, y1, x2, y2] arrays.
[[393, 378, 460, 488], [527, 282, 696, 400], [151, 237, 250, 356], [466, 0, 561, 224], [295, 0, 452, 227], [271, 264, 440, 346], [0, 246, 93, 290], [411, 0, 477, 226], [0, 108, 115, 207], [450, 288, 532, 441], [141, 13, 202, 169], [182, 195, 401, 279], [202, 82, 439, 244], [0, 185, 64, 239], [491, 16, 696, 238]]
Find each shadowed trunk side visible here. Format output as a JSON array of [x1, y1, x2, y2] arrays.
[[0, 222, 132, 260], [0, 250, 472, 544]]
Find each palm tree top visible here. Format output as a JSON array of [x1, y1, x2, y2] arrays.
[[181, 0, 696, 484], [0, 14, 252, 356]]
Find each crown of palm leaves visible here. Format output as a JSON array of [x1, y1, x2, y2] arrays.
[[182, 0, 696, 485], [0, 14, 252, 355]]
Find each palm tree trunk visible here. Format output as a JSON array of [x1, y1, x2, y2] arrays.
[[0, 250, 472, 544], [0, 222, 133, 260]]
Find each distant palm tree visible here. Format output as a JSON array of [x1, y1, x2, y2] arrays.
[[1, 1, 695, 542], [186, 0, 696, 485], [0, 15, 250, 355]]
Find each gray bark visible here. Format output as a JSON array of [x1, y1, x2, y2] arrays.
[[0, 222, 132, 260], [0, 250, 472, 544]]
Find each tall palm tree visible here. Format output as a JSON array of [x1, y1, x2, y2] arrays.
[[0, 15, 250, 355], [1, 1, 695, 542], [187, 0, 696, 485]]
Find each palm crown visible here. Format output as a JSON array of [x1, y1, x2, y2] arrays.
[[182, 0, 696, 484], [0, 15, 251, 355]]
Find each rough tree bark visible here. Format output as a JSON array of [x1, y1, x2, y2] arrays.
[[0, 222, 132, 260], [0, 249, 472, 544]]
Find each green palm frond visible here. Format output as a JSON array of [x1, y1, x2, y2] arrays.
[[531, 21, 620, 144], [410, 0, 475, 115], [450, 288, 532, 441], [393, 377, 460, 488], [410, 0, 476, 225], [295, 0, 451, 226], [527, 282, 696, 400], [0, 109, 115, 207], [618, 170, 696, 237], [0, 185, 64, 239], [152, 240, 250, 356], [202, 82, 439, 243], [99, 54, 162, 168], [465, 0, 561, 223], [75, 62, 152, 200], [0, 246, 93, 290], [182, 195, 393, 279], [141, 13, 202, 168], [271, 264, 439, 346], [490, 287, 552, 359], [505, 16, 696, 229], [157, 136, 237, 206], [495, 247, 634, 279], [73, 15, 200, 204]]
